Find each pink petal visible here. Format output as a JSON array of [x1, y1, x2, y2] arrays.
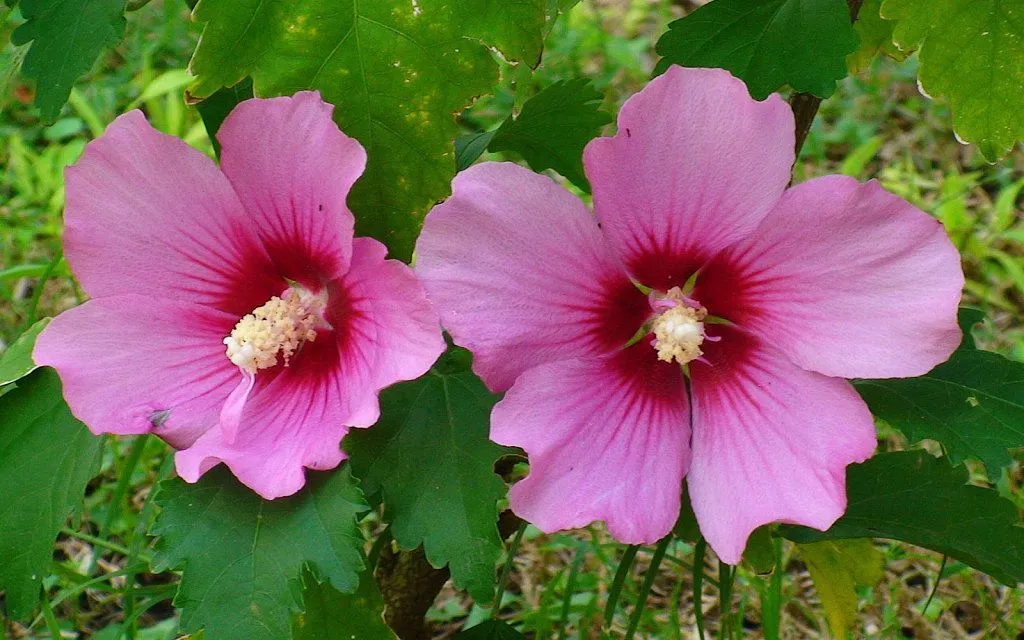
[[63, 112, 281, 317], [175, 237, 444, 499], [32, 295, 239, 448], [415, 162, 648, 392], [687, 326, 877, 564], [695, 176, 963, 379], [492, 347, 689, 543], [582, 66, 794, 290], [217, 91, 366, 285]]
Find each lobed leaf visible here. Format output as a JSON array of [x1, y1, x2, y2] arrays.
[[10, 0, 127, 121], [654, 0, 858, 99], [855, 312, 1024, 476], [345, 368, 512, 602], [0, 368, 103, 619], [151, 465, 368, 640], [188, 0, 547, 261], [488, 78, 612, 191], [780, 451, 1024, 585], [881, 0, 1024, 160], [292, 568, 395, 640]]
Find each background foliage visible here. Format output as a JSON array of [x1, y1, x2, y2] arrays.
[[1, 0, 1023, 638]]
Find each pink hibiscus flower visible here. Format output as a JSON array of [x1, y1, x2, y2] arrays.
[[415, 67, 963, 563], [34, 92, 445, 499]]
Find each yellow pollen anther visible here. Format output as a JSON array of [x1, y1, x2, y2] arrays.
[[651, 287, 707, 365], [223, 290, 320, 374]]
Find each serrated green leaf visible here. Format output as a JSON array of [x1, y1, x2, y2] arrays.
[[780, 451, 1024, 585], [855, 343, 1024, 476], [188, 0, 547, 261], [0, 368, 103, 619], [798, 539, 884, 637], [9, 0, 127, 121], [345, 370, 511, 602], [151, 466, 368, 640], [292, 568, 395, 640], [881, 0, 1024, 160], [455, 619, 526, 639], [654, 0, 858, 99], [488, 79, 611, 191], [0, 317, 49, 386]]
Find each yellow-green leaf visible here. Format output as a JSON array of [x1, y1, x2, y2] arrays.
[[881, 0, 1024, 160], [799, 539, 884, 637]]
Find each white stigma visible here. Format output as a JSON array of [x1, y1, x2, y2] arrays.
[[223, 289, 322, 375], [651, 287, 707, 365]]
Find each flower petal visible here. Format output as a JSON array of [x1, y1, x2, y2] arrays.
[[583, 66, 794, 290], [416, 161, 648, 392], [694, 176, 963, 379], [687, 326, 877, 564], [492, 347, 689, 543], [32, 294, 239, 447], [63, 111, 280, 316], [218, 91, 366, 284], [175, 237, 443, 499]]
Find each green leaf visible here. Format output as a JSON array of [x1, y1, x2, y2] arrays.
[[855, 343, 1024, 476], [192, 78, 254, 157], [292, 568, 395, 640], [798, 539, 884, 637], [188, 0, 547, 261], [0, 368, 103, 619], [456, 130, 496, 173], [780, 451, 1024, 585], [741, 526, 776, 575], [0, 317, 49, 386], [488, 79, 611, 191], [345, 369, 511, 602], [151, 465, 368, 640], [455, 620, 526, 640], [654, 0, 858, 99], [847, 0, 901, 72], [881, 0, 1024, 160], [957, 306, 984, 349], [9, 0, 127, 121], [672, 484, 701, 543]]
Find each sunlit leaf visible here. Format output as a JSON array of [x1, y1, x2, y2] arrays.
[[881, 0, 1024, 160], [10, 0, 127, 121], [345, 366, 511, 602], [781, 451, 1024, 585], [188, 0, 547, 261], [0, 318, 49, 387], [0, 368, 103, 619], [654, 0, 858, 99], [151, 466, 367, 640], [798, 539, 884, 636]]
